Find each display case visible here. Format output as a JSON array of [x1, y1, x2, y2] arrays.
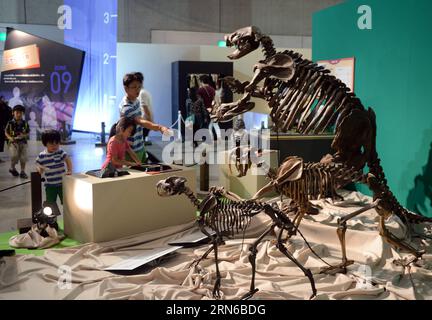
[[64, 165, 197, 243]]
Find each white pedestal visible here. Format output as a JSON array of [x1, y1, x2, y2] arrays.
[[219, 150, 279, 199], [64, 165, 197, 243]]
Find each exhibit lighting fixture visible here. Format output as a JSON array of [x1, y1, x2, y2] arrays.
[[217, 40, 226, 47], [34, 201, 61, 228], [14, 30, 28, 38], [43, 207, 53, 216], [0, 32, 6, 41]]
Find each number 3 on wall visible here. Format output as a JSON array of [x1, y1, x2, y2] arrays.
[[50, 71, 72, 94]]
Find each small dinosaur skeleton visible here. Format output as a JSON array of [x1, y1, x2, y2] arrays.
[[211, 26, 432, 271], [254, 156, 374, 272], [156, 176, 326, 299]]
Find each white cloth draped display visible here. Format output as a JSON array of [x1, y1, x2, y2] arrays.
[[8, 225, 65, 250], [1, 190, 431, 300]]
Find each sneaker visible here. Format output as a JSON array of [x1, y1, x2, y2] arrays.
[[9, 168, 19, 177], [19, 171, 28, 179]]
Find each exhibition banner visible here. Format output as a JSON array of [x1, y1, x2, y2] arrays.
[[1, 44, 41, 72], [0, 28, 84, 140]]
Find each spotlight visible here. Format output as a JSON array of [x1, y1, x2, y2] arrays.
[[34, 201, 61, 230], [43, 207, 53, 216]]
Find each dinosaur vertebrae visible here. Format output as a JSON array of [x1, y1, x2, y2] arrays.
[[183, 185, 266, 236], [365, 165, 430, 224], [183, 187, 201, 208], [263, 50, 363, 135], [275, 162, 366, 205], [204, 198, 262, 237], [260, 35, 276, 59]]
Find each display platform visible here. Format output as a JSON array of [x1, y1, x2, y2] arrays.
[[218, 149, 279, 199], [2, 190, 431, 300], [64, 164, 197, 243]]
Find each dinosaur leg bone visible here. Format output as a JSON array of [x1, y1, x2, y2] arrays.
[[212, 235, 223, 299], [378, 215, 425, 259], [240, 223, 277, 300], [189, 220, 222, 268], [275, 227, 317, 299], [212, 93, 255, 122], [320, 202, 377, 274]]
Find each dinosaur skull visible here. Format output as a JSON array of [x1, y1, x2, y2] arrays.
[[225, 26, 262, 59], [156, 176, 187, 196]]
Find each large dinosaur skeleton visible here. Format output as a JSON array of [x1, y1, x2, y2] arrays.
[[212, 26, 432, 269], [156, 176, 326, 299]]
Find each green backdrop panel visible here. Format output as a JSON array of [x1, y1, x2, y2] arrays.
[[312, 0, 432, 217]]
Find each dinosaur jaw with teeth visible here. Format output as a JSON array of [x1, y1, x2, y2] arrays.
[[227, 41, 258, 59], [225, 27, 261, 60]]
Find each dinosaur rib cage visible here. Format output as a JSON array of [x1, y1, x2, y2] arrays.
[[276, 162, 365, 206], [204, 199, 264, 238], [266, 50, 364, 134]]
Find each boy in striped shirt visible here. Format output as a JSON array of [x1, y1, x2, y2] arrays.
[[120, 72, 170, 162], [36, 130, 72, 204]]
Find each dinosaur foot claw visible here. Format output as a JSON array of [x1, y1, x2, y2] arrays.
[[189, 258, 204, 269], [240, 289, 259, 300], [320, 260, 354, 275]]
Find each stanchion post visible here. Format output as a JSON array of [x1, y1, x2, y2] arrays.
[[31, 172, 42, 223], [95, 122, 107, 147], [200, 150, 209, 192], [60, 120, 76, 145], [16, 172, 42, 233], [178, 110, 182, 141]]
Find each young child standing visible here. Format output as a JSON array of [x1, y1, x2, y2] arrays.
[[119, 72, 170, 163], [102, 117, 141, 169], [5, 105, 30, 178], [36, 130, 72, 204]]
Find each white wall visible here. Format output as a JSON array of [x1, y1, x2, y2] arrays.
[[116, 43, 201, 132], [116, 43, 311, 135]]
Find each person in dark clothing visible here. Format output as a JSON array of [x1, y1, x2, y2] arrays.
[[198, 75, 221, 139], [186, 87, 207, 136], [197, 75, 215, 114], [5, 105, 30, 178]]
